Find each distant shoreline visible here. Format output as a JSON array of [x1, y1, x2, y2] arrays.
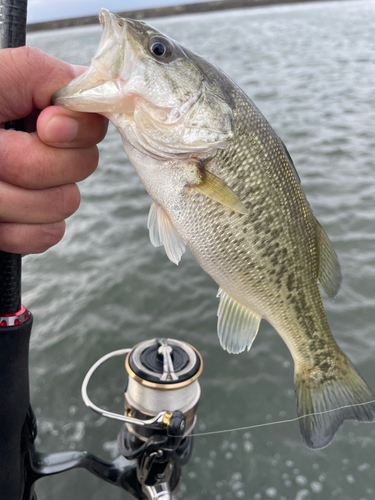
[[27, 0, 337, 33]]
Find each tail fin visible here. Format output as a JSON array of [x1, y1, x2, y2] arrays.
[[295, 358, 375, 449]]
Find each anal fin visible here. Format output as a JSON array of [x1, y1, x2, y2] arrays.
[[217, 288, 261, 354], [147, 201, 186, 265]]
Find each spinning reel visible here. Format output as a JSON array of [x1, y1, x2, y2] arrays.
[[22, 338, 203, 500]]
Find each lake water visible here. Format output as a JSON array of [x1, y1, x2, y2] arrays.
[[26, 1, 375, 499]]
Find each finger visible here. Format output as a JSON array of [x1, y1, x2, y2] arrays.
[[0, 129, 99, 189], [37, 106, 108, 149], [0, 46, 86, 123], [0, 181, 80, 223], [0, 221, 65, 254]]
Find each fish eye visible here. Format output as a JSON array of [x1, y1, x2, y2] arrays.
[[148, 36, 173, 60]]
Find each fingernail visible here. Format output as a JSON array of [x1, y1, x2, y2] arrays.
[[43, 115, 79, 144]]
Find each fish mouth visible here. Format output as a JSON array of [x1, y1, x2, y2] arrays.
[[53, 9, 135, 113]]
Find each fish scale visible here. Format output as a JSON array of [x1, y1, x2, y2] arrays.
[[201, 89, 318, 334], [53, 8, 375, 449]]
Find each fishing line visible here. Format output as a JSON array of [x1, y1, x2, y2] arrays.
[[185, 399, 375, 438]]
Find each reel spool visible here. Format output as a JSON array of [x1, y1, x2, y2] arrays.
[[124, 338, 202, 441]]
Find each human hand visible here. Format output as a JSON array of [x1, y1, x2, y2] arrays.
[[0, 46, 108, 255]]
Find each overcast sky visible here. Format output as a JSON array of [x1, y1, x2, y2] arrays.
[[27, 0, 210, 23]]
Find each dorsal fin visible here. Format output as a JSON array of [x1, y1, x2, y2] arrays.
[[217, 289, 261, 354], [279, 138, 301, 185], [147, 201, 186, 265], [314, 217, 342, 298]]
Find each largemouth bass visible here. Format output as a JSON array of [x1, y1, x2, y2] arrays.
[[54, 9, 375, 449]]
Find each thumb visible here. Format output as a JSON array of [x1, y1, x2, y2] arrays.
[[0, 46, 87, 123]]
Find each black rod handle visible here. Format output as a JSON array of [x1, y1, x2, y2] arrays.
[[0, 251, 21, 314], [0, 0, 28, 314], [0, 316, 33, 500]]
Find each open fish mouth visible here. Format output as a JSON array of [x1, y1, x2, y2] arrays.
[[53, 9, 135, 113]]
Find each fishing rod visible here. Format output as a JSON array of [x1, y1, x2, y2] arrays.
[[0, 1, 33, 499], [0, 2, 202, 499]]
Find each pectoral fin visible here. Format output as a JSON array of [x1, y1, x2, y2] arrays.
[[191, 169, 248, 215], [147, 201, 186, 265], [314, 217, 342, 299], [217, 289, 261, 354]]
